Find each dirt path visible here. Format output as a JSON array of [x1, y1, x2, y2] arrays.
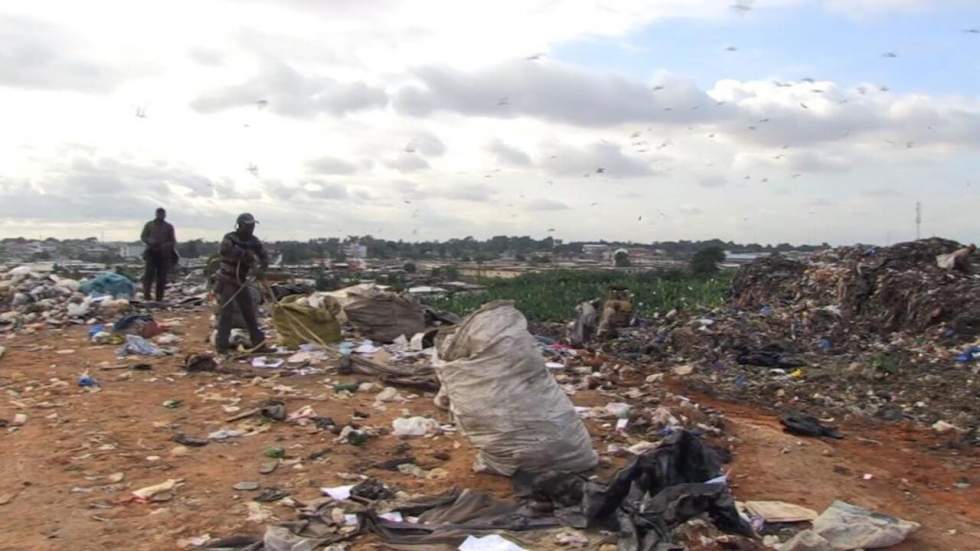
[[0, 309, 978, 550]]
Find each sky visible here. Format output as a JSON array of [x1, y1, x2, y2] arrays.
[[1, 0, 979, 246]]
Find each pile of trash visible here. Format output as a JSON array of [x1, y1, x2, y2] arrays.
[[730, 238, 980, 339], [0, 267, 134, 331], [605, 239, 980, 440]]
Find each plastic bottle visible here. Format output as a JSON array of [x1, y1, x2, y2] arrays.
[[338, 342, 353, 374]]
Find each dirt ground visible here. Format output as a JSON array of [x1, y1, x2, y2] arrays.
[[1, 307, 978, 551]]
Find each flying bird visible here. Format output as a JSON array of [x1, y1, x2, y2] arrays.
[[497, 96, 510, 107], [792, 173, 801, 178], [781, 144, 790, 149], [651, 85, 665, 91], [403, 200, 412, 204], [772, 154, 784, 160], [811, 89, 824, 93], [596, 167, 606, 174], [663, 107, 673, 111], [802, 77, 815, 83], [725, 46, 738, 52], [404, 144, 416, 153], [255, 99, 268, 109], [906, 141, 914, 149], [800, 102, 809, 109], [758, 118, 770, 123], [246, 164, 259, 177], [638, 216, 643, 222], [963, 28, 980, 34], [748, 125, 757, 131], [525, 53, 545, 61], [547, 228, 556, 232], [774, 81, 792, 87], [590, 202, 599, 206], [882, 52, 898, 58]]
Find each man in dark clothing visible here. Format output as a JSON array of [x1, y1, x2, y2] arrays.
[[215, 213, 269, 353], [140, 208, 176, 301]]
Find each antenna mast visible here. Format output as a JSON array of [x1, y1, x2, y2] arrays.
[[915, 201, 921, 241]]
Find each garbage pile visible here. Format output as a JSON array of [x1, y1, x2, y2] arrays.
[[606, 239, 980, 439], [0, 267, 133, 331], [730, 238, 980, 339]]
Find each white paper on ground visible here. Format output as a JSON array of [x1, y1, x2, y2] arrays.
[[458, 534, 526, 551], [354, 341, 380, 354], [251, 356, 284, 369], [321, 485, 355, 501]]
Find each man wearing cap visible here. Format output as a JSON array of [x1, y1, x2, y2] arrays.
[[215, 213, 269, 353], [140, 207, 177, 302]]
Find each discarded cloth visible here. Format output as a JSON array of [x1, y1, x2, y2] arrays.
[[79, 272, 136, 299], [735, 344, 804, 369], [117, 334, 168, 357], [515, 430, 752, 551], [780, 412, 843, 439], [811, 500, 919, 549]]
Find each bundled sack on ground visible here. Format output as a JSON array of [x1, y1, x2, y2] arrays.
[[434, 301, 598, 476], [341, 285, 426, 343], [272, 294, 342, 348]]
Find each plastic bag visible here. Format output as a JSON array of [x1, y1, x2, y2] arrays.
[[434, 301, 597, 475], [392, 416, 439, 437]]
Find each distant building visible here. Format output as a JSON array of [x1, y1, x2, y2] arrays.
[[119, 244, 143, 259], [344, 242, 368, 259], [582, 244, 611, 261]]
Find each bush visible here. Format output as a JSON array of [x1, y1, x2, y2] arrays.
[[614, 250, 631, 267], [426, 269, 731, 322], [690, 246, 726, 276]]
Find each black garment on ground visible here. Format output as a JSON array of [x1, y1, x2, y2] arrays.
[[780, 411, 843, 439], [215, 278, 265, 352], [734, 343, 804, 368], [363, 431, 753, 550]]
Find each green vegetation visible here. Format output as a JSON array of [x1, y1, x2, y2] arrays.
[[690, 246, 726, 276], [427, 269, 732, 322]]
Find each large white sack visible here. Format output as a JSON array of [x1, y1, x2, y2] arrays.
[[434, 301, 598, 476]]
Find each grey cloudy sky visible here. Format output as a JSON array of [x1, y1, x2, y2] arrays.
[[0, 0, 978, 245]]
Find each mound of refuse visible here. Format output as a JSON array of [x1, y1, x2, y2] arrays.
[[607, 239, 980, 438], [0, 267, 134, 330], [731, 238, 979, 339]]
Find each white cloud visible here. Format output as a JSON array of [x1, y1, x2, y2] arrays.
[[384, 154, 430, 173], [191, 59, 388, 117], [0, 16, 121, 92], [306, 156, 359, 175], [526, 198, 571, 211], [540, 142, 654, 178], [488, 140, 532, 167]]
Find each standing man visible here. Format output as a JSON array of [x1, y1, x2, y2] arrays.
[[215, 213, 269, 353], [140, 207, 176, 302]]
